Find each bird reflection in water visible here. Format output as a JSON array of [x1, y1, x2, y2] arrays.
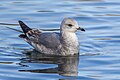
[[19, 50, 79, 76]]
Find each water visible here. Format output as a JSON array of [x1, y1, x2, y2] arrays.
[[0, 0, 120, 80]]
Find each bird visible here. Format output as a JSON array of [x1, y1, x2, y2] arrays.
[[18, 18, 85, 56]]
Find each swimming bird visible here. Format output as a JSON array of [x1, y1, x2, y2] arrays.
[[18, 18, 85, 56]]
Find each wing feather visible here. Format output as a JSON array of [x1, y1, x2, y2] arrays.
[[18, 20, 61, 49]]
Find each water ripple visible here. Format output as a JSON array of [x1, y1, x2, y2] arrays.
[[0, 0, 120, 80]]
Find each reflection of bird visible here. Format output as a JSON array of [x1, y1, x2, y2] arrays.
[[18, 18, 85, 56], [19, 50, 79, 76]]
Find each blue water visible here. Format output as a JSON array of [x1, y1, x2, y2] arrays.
[[0, 0, 120, 80]]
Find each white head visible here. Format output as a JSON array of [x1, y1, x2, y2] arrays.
[[60, 18, 85, 33]]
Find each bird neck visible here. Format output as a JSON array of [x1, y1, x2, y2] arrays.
[[60, 31, 79, 48]]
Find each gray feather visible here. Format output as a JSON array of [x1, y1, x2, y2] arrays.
[[38, 33, 60, 48]]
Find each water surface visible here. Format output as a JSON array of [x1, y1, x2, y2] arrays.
[[0, 0, 120, 80]]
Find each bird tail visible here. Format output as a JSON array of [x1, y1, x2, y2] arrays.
[[18, 20, 32, 34], [18, 20, 32, 39]]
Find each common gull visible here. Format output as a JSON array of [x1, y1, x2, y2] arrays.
[[18, 18, 85, 56]]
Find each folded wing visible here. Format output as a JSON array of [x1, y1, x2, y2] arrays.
[[18, 21, 61, 49]]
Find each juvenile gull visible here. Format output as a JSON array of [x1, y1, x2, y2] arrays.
[[18, 18, 85, 56]]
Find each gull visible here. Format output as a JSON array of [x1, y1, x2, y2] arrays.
[[18, 18, 85, 56]]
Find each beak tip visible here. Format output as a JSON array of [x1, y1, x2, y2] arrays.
[[77, 27, 85, 32], [81, 28, 85, 32]]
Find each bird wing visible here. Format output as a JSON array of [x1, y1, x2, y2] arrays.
[[18, 20, 61, 49], [38, 32, 61, 48], [25, 29, 61, 48]]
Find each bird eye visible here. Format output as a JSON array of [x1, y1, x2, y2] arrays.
[[67, 24, 73, 27]]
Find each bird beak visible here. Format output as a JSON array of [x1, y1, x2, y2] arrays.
[[77, 27, 85, 32]]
